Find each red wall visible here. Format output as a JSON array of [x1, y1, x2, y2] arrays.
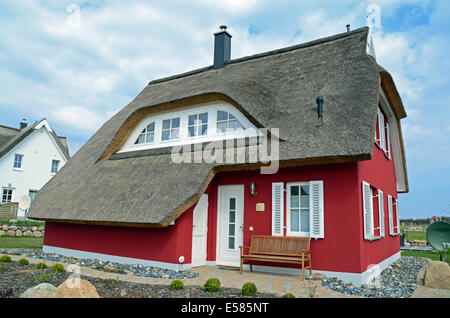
[[44, 206, 194, 265], [205, 163, 364, 274], [357, 143, 400, 272]]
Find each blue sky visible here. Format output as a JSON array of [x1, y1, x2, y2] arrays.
[[0, 0, 449, 219]]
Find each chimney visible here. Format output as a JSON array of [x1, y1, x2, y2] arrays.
[[213, 25, 232, 69], [346, 24, 351, 32], [19, 119, 27, 130]]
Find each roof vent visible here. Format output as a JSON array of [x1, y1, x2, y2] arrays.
[[213, 25, 232, 69], [346, 24, 351, 32], [19, 119, 27, 130]]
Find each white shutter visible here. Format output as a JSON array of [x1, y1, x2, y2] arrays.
[[362, 181, 374, 240], [271, 182, 284, 236], [395, 199, 400, 234], [309, 181, 324, 239], [388, 195, 394, 236], [377, 108, 386, 151], [385, 122, 391, 159], [378, 190, 385, 237]]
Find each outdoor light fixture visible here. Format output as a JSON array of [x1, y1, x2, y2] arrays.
[[250, 182, 257, 196], [316, 96, 324, 118], [178, 256, 185, 264]]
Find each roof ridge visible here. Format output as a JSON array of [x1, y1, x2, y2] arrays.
[[148, 27, 368, 85], [0, 124, 20, 131]]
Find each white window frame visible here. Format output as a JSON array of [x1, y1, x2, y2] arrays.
[[51, 159, 60, 174], [388, 195, 400, 236], [134, 122, 156, 145], [160, 116, 181, 143], [362, 181, 384, 241], [13, 153, 24, 170], [286, 182, 311, 237], [118, 102, 261, 153], [2, 188, 13, 203]]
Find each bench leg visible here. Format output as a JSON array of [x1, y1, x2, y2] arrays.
[[302, 258, 305, 281], [250, 263, 253, 272], [240, 258, 243, 274]]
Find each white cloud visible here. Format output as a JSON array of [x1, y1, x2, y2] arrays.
[[50, 106, 106, 132]]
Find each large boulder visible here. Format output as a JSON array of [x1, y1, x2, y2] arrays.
[[15, 230, 22, 237], [33, 231, 42, 237], [1, 225, 8, 231], [21, 283, 56, 298], [423, 261, 450, 290], [0, 230, 5, 236], [6, 230, 15, 236], [8, 225, 17, 231], [48, 278, 100, 298], [23, 230, 33, 237]]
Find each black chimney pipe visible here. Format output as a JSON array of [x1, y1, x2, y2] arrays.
[[19, 119, 27, 130], [213, 25, 232, 69]]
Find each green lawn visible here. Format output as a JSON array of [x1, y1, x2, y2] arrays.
[[401, 250, 450, 263], [402, 230, 427, 241], [0, 236, 43, 248]]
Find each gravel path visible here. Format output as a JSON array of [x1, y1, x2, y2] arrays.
[[0, 248, 199, 279], [322, 256, 430, 298]]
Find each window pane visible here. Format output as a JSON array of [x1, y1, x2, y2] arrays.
[[229, 198, 236, 210], [228, 237, 235, 249], [147, 123, 155, 132], [172, 117, 180, 128], [188, 115, 196, 126], [145, 132, 154, 143], [188, 127, 195, 137], [301, 209, 310, 232], [199, 112, 208, 123], [229, 119, 242, 131], [171, 128, 179, 139], [161, 130, 170, 141], [290, 209, 299, 232], [217, 122, 227, 133], [300, 186, 309, 208], [229, 210, 235, 223], [291, 186, 299, 196], [135, 134, 145, 144], [218, 111, 228, 121], [162, 119, 171, 130], [201, 124, 208, 135], [229, 224, 235, 236]]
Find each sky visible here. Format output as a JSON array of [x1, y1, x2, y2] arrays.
[[0, 0, 449, 219]]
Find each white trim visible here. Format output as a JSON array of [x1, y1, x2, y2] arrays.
[[42, 245, 192, 271], [271, 182, 284, 236], [286, 182, 310, 237], [118, 101, 262, 153], [34, 119, 53, 133]]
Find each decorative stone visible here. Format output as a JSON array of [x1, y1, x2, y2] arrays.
[[1, 225, 8, 231], [38, 226, 45, 231], [0, 230, 5, 236], [120, 290, 127, 297], [8, 225, 17, 231], [32, 226, 38, 231], [33, 231, 42, 237], [21, 283, 56, 298], [23, 230, 33, 237], [15, 230, 23, 237], [48, 279, 100, 298], [416, 266, 426, 286], [6, 230, 15, 236], [424, 261, 450, 290], [20, 227, 28, 232]]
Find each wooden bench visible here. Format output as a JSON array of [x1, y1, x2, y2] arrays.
[[239, 235, 312, 280]]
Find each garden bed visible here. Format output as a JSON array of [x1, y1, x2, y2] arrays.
[[0, 260, 278, 298]]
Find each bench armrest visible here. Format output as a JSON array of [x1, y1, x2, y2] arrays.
[[239, 246, 251, 256]]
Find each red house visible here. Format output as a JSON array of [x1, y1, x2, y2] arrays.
[[28, 27, 408, 286]]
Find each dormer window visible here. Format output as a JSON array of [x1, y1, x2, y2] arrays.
[[217, 111, 244, 133], [375, 107, 391, 159], [135, 123, 155, 145], [188, 113, 208, 137], [161, 118, 180, 141], [118, 102, 261, 154]]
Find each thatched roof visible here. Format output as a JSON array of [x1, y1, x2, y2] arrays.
[[27, 27, 408, 227], [0, 119, 70, 160]]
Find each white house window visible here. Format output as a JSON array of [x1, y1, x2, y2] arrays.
[[217, 111, 244, 133], [388, 195, 400, 236], [51, 160, 60, 174], [29, 190, 38, 201], [362, 181, 385, 241], [228, 197, 236, 249], [2, 188, 13, 203], [135, 122, 155, 144], [13, 154, 23, 169], [188, 113, 208, 137], [161, 117, 180, 141], [375, 107, 391, 160], [287, 183, 310, 236]]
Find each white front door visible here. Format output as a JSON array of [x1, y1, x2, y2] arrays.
[[191, 194, 208, 267], [217, 185, 244, 267]]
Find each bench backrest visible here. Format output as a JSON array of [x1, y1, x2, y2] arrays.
[[249, 235, 310, 257]]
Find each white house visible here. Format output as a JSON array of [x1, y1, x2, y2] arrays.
[[0, 118, 69, 218]]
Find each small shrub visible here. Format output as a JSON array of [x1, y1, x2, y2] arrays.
[[52, 263, 64, 273], [170, 279, 184, 290], [17, 258, 29, 265], [0, 255, 11, 263], [35, 262, 48, 270], [241, 282, 257, 296], [282, 293, 295, 298], [204, 278, 221, 292], [117, 268, 125, 274], [35, 273, 51, 284]]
